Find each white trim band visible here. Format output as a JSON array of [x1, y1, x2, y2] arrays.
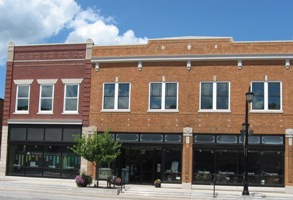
[[8, 119, 82, 125]]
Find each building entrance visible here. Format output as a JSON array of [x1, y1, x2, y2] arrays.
[[98, 133, 183, 184], [121, 147, 161, 184], [115, 146, 182, 184]]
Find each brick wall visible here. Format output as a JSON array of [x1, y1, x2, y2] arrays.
[[90, 38, 293, 186], [3, 43, 91, 126], [90, 61, 291, 135]]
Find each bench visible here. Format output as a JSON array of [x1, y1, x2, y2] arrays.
[[107, 176, 125, 193]]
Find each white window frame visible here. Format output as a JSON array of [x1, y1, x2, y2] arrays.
[[37, 79, 57, 114], [101, 82, 131, 112], [251, 81, 282, 113], [62, 79, 83, 114], [199, 81, 230, 112], [14, 79, 33, 114], [148, 82, 179, 112]]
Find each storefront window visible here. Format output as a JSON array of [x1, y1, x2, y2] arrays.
[[193, 134, 284, 187], [260, 151, 284, 186], [25, 145, 43, 176], [162, 148, 181, 183], [215, 151, 242, 184], [7, 144, 26, 175], [193, 148, 284, 186], [193, 150, 214, 184], [8, 125, 81, 178], [61, 146, 80, 178], [43, 146, 62, 177], [116, 146, 181, 184]]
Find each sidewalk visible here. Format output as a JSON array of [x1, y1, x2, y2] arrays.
[[1, 176, 293, 200]]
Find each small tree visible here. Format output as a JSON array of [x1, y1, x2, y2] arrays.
[[72, 130, 121, 187]]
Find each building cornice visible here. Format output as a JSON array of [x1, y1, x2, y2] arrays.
[[92, 53, 293, 71], [92, 53, 293, 63]]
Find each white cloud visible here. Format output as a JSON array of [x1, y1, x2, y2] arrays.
[[0, 0, 148, 66], [0, 0, 80, 65], [65, 8, 148, 45]]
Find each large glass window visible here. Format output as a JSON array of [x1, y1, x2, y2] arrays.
[[8, 125, 81, 178], [200, 82, 229, 111], [252, 82, 281, 111], [7, 144, 80, 178], [39, 85, 54, 113], [260, 151, 284, 186], [193, 134, 284, 186], [149, 82, 178, 111], [103, 83, 130, 110]]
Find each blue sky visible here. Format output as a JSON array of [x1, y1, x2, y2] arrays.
[[1, 0, 293, 99]]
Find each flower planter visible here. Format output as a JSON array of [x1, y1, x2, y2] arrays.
[[155, 183, 161, 188]]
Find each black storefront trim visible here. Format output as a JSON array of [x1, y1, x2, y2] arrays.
[[7, 124, 82, 179]]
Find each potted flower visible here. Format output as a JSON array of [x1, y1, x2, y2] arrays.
[[75, 172, 93, 187], [154, 179, 161, 188]]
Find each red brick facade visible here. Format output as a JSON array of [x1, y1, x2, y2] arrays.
[[2, 44, 91, 125], [0, 41, 93, 177]]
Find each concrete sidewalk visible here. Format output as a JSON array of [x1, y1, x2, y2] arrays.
[[0, 176, 293, 200]]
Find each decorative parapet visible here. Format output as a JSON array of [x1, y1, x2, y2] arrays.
[[7, 42, 15, 62]]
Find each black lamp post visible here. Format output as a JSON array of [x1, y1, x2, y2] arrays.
[[242, 88, 254, 196]]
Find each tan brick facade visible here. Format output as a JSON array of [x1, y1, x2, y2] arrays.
[[90, 37, 293, 189]]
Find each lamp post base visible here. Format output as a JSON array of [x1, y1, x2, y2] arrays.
[[242, 182, 250, 196]]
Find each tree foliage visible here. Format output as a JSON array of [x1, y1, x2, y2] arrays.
[[72, 130, 121, 168]]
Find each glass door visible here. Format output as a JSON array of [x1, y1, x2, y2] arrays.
[[119, 147, 162, 184]]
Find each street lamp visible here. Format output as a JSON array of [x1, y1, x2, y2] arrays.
[[242, 87, 254, 196]]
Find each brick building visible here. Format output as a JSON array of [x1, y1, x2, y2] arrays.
[[2, 36, 293, 193], [0, 40, 93, 178], [89, 37, 293, 192]]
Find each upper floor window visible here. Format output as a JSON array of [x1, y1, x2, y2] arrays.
[[38, 79, 57, 114], [102, 83, 130, 111], [62, 79, 83, 114], [200, 82, 230, 111], [14, 79, 33, 114], [149, 82, 178, 111], [251, 81, 282, 111]]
